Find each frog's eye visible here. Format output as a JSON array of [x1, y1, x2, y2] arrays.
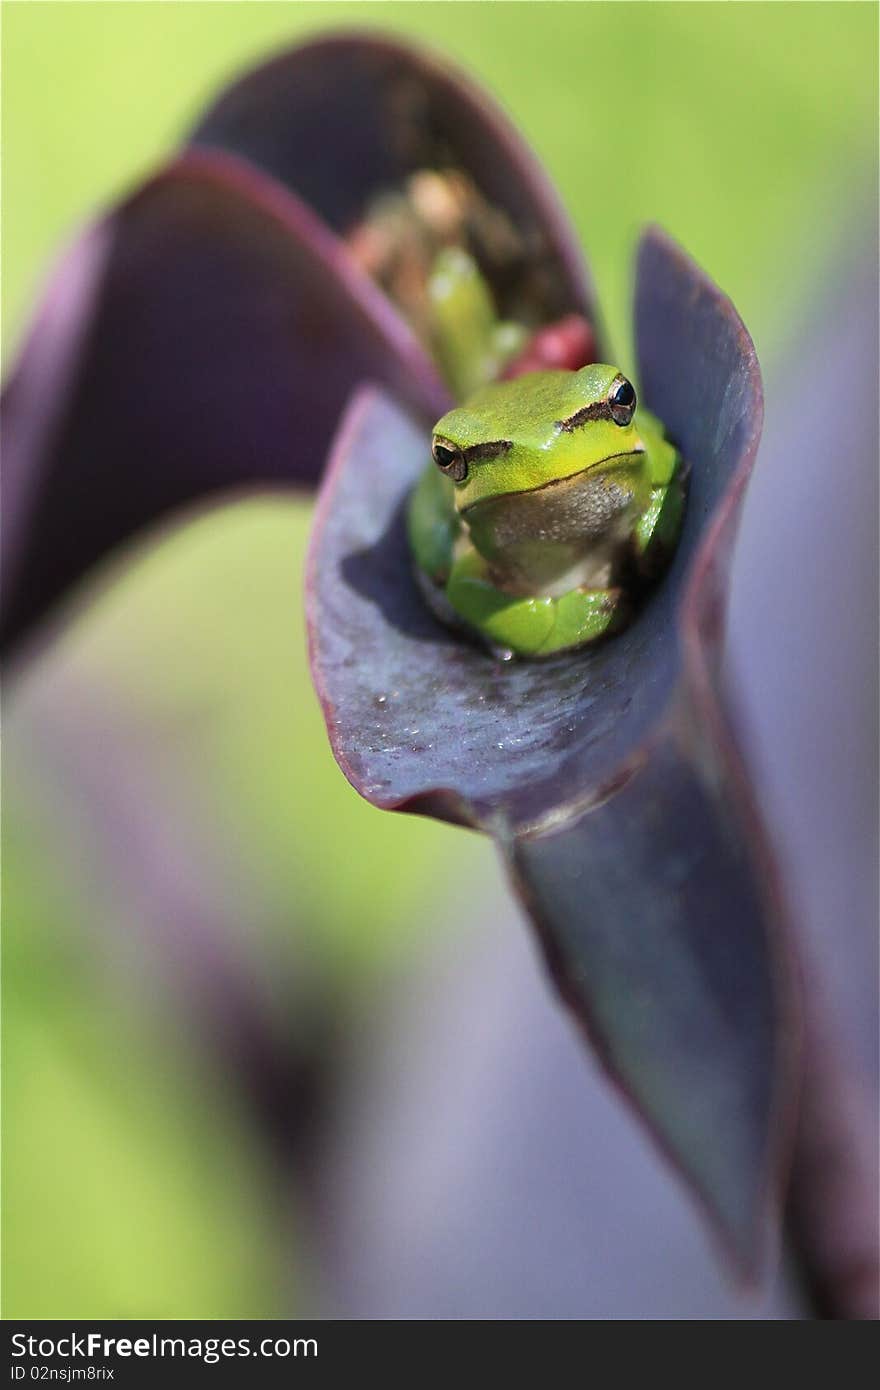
[[432, 438, 468, 483], [608, 376, 637, 426]]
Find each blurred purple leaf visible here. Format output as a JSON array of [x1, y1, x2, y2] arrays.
[[320, 876, 808, 1318], [726, 251, 880, 1318]]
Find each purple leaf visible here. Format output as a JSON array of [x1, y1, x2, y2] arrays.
[[307, 226, 799, 1271]]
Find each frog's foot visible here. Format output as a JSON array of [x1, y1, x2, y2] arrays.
[[446, 549, 627, 658]]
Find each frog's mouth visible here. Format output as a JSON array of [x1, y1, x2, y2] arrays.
[[459, 448, 646, 518], [458, 448, 649, 594]]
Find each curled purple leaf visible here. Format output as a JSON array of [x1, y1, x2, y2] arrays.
[[1, 150, 449, 657], [3, 31, 607, 659], [189, 31, 598, 332], [307, 227, 799, 1270]]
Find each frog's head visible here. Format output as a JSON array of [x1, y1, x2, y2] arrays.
[[430, 364, 644, 514]]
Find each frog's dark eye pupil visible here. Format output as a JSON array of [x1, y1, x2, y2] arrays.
[[432, 439, 468, 483], [608, 376, 636, 426]]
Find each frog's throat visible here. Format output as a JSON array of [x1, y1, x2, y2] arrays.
[[457, 448, 645, 516]]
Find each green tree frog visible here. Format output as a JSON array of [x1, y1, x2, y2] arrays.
[[407, 363, 685, 658]]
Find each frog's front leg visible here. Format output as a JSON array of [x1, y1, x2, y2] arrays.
[[635, 461, 686, 565], [446, 548, 627, 658], [406, 462, 461, 585]]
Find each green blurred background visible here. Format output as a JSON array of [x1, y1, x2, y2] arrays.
[[2, 1, 876, 1318]]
